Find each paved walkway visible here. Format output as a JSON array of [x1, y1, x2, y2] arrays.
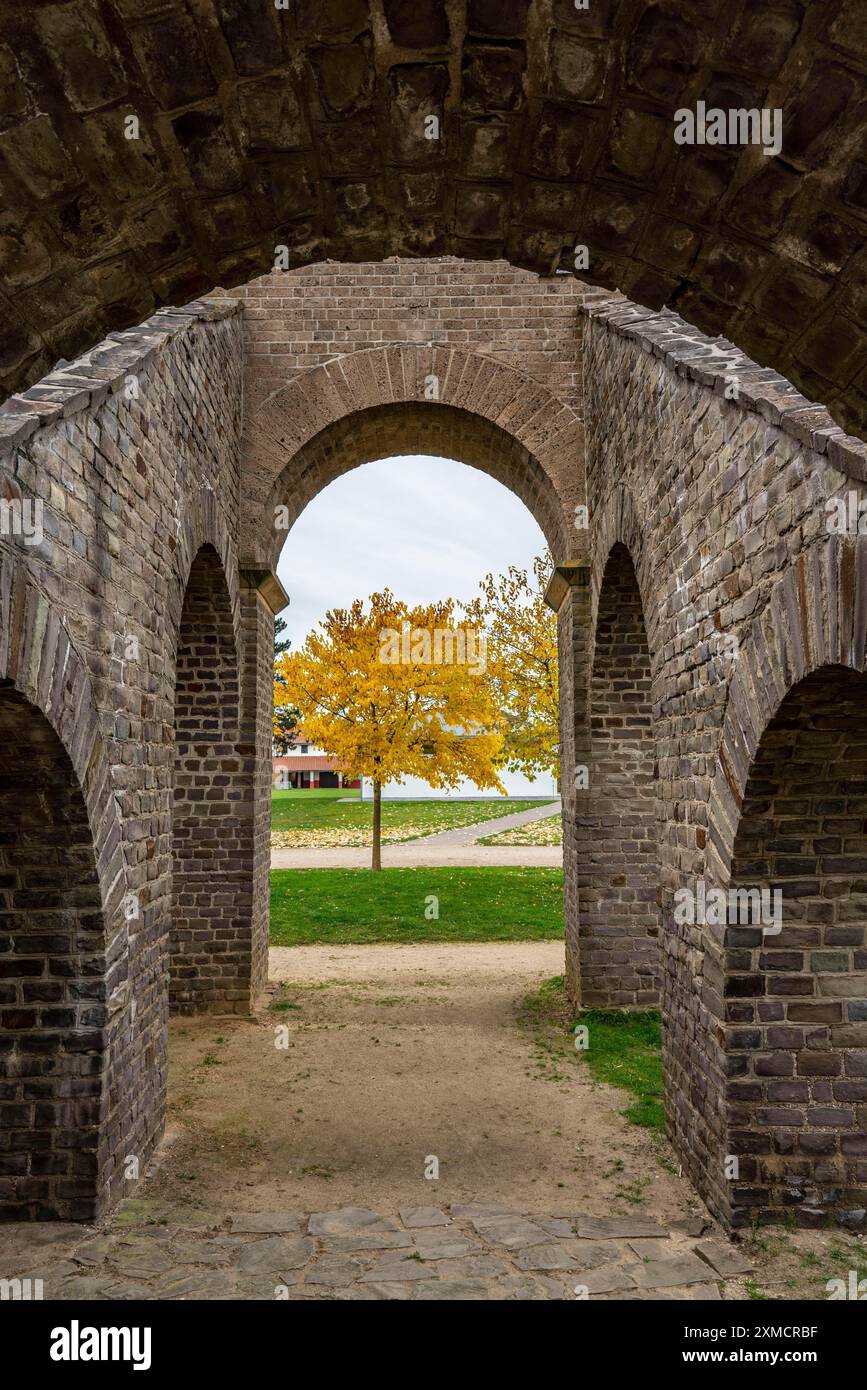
[[416, 799, 561, 846], [0, 1203, 752, 1301], [271, 800, 562, 869]]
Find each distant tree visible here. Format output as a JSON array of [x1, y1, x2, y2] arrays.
[[464, 553, 559, 780], [272, 615, 298, 755], [275, 591, 504, 868]]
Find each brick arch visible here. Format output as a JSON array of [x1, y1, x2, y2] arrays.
[[707, 538, 867, 888], [698, 538, 867, 1229], [2, 3, 866, 435], [0, 563, 125, 924], [579, 520, 661, 1009], [170, 488, 243, 713], [240, 345, 583, 565], [170, 541, 248, 1015], [589, 484, 661, 669], [0, 565, 128, 1220], [724, 664, 867, 1228]]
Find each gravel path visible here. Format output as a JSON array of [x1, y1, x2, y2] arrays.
[[0, 941, 817, 1302]]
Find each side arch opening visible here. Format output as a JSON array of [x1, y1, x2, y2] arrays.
[[0, 684, 108, 1221], [726, 664, 867, 1228], [581, 542, 659, 1008], [171, 544, 246, 1014]]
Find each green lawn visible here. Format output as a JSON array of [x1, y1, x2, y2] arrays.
[[269, 866, 564, 944], [273, 788, 361, 801], [270, 789, 552, 846], [519, 976, 665, 1131], [578, 1008, 665, 1130]]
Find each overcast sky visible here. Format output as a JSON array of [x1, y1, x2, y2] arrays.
[[275, 455, 548, 647]]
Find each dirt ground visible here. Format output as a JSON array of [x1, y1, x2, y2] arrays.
[[157, 943, 702, 1221], [143, 942, 866, 1300]]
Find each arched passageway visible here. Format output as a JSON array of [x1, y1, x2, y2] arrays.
[[726, 665, 867, 1227], [240, 343, 583, 573], [0, 685, 108, 1220], [239, 353, 586, 1013], [171, 544, 247, 1015], [3, 226, 866, 1242]]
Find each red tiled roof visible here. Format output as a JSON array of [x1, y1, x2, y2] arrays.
[[275, 756, 340, 772]]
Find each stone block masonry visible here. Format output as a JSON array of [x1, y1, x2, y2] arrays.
[[1, 1, 865, 439]]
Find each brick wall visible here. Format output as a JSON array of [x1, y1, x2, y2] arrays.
[[224, 258, 586, 571], [238, 580, 276, 1008], [0, 300, 250, 1218], [227, 258, 583, 414], [581, 290, 867, 1230], [171, 543, 248, 1015]]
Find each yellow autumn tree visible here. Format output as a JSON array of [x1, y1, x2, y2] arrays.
[[464, 553, 559, 780], [274, 590, 505, 869]]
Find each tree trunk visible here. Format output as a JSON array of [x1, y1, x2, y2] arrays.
[[372, 779, 382, 871]]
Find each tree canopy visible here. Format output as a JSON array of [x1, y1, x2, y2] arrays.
[[274, 590, 504, 867]]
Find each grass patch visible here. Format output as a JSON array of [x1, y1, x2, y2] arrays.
[[517, 976, 665, 1131], [269, 866, 564, 944], [272, 788, 360, 801], [579, 1009, 665, 1131]]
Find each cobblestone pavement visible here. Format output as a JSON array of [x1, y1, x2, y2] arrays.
[[0, 1203, 754, 1301]]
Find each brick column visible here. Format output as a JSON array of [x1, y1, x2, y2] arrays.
[[546, 563, 591, 1010], [239, 569, 287, 1008]]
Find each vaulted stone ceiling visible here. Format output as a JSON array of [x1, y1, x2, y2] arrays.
[[1, 1, 866, 434]]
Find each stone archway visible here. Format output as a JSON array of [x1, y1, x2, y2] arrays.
[[0, 566, 131, 1221], [240, 344, 584, 570], [240, 383, 583, 1000], [726, 664, 867, 1230], [0, 684, 108, 1220]]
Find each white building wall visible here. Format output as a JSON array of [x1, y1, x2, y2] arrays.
[[360, 769, 557, 800]]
